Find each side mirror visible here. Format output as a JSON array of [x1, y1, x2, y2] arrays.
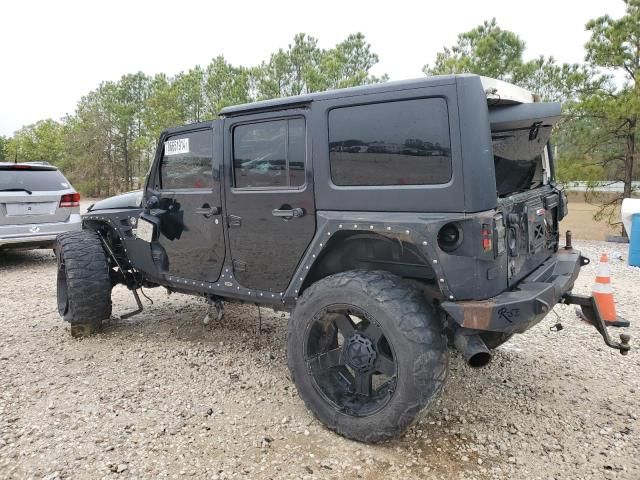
[[145, 195, 159, 211]]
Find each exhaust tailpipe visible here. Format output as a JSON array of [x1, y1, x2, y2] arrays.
[[454, 332, 492, 368]]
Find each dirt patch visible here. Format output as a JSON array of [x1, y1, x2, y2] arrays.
[[560, 201, 622, 241]]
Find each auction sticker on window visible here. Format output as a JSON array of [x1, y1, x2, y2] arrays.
[[136, 217, 155, 243], [164, 138, 189, 155]]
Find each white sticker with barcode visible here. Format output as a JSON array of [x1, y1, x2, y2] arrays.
[[164, 138, 189, 155]]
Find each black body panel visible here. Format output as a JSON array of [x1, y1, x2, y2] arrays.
[[87, 191, 143, 212], [223, 109, 316, 292], [284, 210, 508, 302], [154, 190, 224, 282], [147, 125, 225, 283], [441, 249, 584, 333], [312, 82, 467, 213]]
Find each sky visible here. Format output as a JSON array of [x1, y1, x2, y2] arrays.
[[0, 0, 626, 137]]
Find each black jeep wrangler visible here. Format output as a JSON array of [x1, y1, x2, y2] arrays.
[[56, 74, 630, 442]]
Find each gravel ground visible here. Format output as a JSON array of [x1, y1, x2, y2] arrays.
[[0, 240, 638, 480]]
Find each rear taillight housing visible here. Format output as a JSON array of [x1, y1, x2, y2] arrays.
[[481, 224, 493, 252], [60, 192, 80, 208]]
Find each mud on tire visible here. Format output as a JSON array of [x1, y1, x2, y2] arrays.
[[56, 230, 112, 337], [287, 270, 449, 443]]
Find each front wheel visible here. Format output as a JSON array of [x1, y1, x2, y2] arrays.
[[56, 230, 112, 337], [287, 270, 449, 443]]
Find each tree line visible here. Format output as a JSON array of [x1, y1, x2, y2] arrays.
[[0, 1, 638, 231], [423, 1, 638, 228], [0, 33, 385, 196]]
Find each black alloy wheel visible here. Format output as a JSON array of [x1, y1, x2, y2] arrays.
[[304, 305, 398, 417], [287, 270, 449, 442]]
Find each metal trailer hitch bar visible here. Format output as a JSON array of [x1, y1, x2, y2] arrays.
[[562, 293, 631, 355], [561, 233, 630, 355]]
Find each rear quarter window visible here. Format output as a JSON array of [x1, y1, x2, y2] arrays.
[[0, 170, 71, 191], [328, 98, 452, 186]]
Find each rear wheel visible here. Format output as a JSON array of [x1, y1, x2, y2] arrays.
[[56, 230, 112, 337], [287, 270, 448, 443]]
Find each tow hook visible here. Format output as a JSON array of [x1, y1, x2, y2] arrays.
[[562, 293, 631, 355]]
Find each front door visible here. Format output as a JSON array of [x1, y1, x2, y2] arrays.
[[224, 110, 315, 293], [146, 126, 225, 283]]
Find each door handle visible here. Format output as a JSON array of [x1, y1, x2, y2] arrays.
[[272, 207, 305, 219], [195, 206, 220, 218]]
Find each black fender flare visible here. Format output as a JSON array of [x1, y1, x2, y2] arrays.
[[282, 212, 458, 302]]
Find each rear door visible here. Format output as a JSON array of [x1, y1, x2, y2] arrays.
[[489, 102, 563, 285], [0, 166, 74, 226], [223, 110, 315, 293], [144, 126, 225, 283]]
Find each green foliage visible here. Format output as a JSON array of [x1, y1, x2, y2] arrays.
[[565, 0, 640, 233], [555, 157, 604, 183], [5, 33, 384, 196], [423, 18, 525, 81], [205, 56, 251, 116], [424, 19, 525, 80], [0, 135, 8, 162], [423, 17, 593, 102], [4, 119, 66, 165], [424, 7, 639, 234], [255, 32, 386, 99], [322, 33, 389, 90]]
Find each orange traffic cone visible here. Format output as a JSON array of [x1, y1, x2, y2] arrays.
[[592, 253, 629, 327]]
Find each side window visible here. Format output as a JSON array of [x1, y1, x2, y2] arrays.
[[160, 130, 213, 189], [329, 98, 452, 186], [233, 118, 306, 189]]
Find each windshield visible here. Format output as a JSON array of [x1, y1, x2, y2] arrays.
[[0, 170, 70, 191]]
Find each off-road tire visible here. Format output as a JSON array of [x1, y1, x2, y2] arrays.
[[480, 332, 513, 349], [56, 230, 112, 337], [287, 270, 449, 443]]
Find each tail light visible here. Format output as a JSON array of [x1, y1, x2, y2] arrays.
[[60, 192, 80, 208], [481, 224, 493, 252]]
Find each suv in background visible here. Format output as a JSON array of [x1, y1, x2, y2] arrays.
[[0, 163, 81, 250], [55, 75, 630, 443]]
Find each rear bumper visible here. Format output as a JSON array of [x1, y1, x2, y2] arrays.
[[441, 249, 587, 334], [0, 214, 82, 248]]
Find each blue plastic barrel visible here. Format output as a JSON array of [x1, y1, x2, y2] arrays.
[[630, 213, 640, 267]]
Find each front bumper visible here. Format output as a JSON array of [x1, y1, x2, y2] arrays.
[[441, 249, 587, 334], [0, 215, 82, 248]]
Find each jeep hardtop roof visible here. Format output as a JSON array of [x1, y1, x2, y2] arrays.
[[219, 74, 535, 117], [162, 121, 214, 135]]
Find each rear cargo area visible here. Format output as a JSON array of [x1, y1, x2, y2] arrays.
[[489, 102, 563, 285]]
